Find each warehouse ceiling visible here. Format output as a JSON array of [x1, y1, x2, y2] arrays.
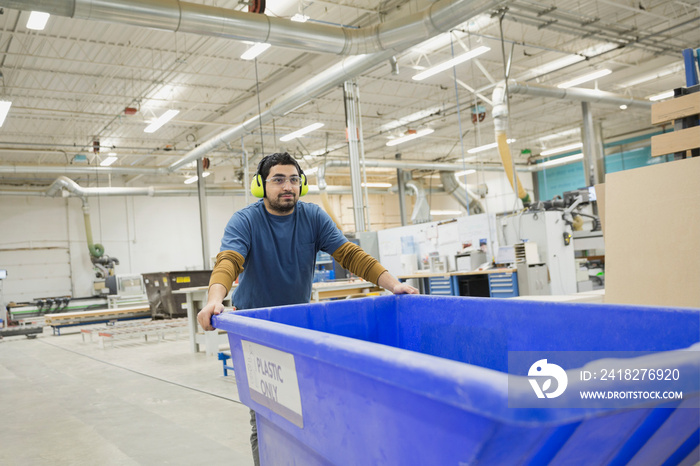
[[0, 0, 696, 190]]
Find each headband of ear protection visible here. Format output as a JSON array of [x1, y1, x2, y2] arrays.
[[250, 154, 309, 198]]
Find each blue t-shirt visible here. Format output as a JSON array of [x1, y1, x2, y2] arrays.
[[220, 200, 347, 310]]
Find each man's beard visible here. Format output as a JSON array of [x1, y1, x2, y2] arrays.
[[267, 192, 297, 213]]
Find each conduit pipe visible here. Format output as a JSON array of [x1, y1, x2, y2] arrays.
[[1, 0, 506, 56]]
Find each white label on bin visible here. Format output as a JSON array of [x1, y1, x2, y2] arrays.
[[241, 340, 303, 428]]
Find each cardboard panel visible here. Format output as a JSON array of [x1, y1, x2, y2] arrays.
[[651, 93, 700, 125], [604, 157, 700, 307], [651, 126, 700, 157]]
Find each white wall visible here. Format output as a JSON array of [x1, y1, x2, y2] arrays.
[[0, 172, 532, 303], [0, 192, 246, 303]]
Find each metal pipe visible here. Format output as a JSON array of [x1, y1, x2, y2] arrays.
[[167, 0, 509, 171], [0, 0, 506, 56], [404, 181, 431, 224], [507, 81, 652, 109], [0, 164, 166, 175], [439, 171, 485, 214], [581, 102, 597, 187], [343, 80, 365, 233], [196, 159, 210, 269], [397, 167, 407, 226], [45, 176, 156, 197]]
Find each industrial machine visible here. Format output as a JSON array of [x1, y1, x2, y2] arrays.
[[499, 187, 603, 295]]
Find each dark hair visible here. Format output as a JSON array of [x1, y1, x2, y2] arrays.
[[259, 152, 303, 181]]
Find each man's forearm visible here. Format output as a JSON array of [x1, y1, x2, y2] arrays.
[[207, 283, 228, 305], [377, 271, 399, 293]]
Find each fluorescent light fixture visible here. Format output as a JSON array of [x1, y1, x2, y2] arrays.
[[557, 69, 612, 89], [309, 142, 344, 156], [455, 169, 476, 177], [27, 11, 50, 30], [100, 157, 118, 167], [619, 104, 628, 110], [241, 42, 271, 60], [430, 210, 462, 216], [184, 172, 210, 184], [386, 128, 434, 146], [361, 182, 392, 188], [413, 32, 457, 55], [412, 46, 490, 81], [144, 109, 179, 133], [620, 62, 683, 87], [290, 13, 309, 22], [538, 153, 583, 169], [518, 55, 585, 80], [0, 101, 12, 127], [280, 122, 324, 141], [540, 142, 583, 156], [539, 128, 580, 142], [578, 43, 618, 57], [467, 139, 515, 154], [648, 90, 674, 101], [379, 106, 442, 133]]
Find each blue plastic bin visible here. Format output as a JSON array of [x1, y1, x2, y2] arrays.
[[213, 295, 700, 465]]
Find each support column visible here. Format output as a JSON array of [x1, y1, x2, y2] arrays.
[[343, 80, 366, 233], [594, 120, 606, 185], [395, 153, 407, 226], [581, 102, 602, 187], [196, 158, 210, 269]]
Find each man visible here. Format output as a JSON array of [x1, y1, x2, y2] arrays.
[[197, 152, 418, 465]]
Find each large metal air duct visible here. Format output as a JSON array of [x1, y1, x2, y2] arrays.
[[45, 176, 156, 197], [166, 0, 508, 171], [439, 171, 485, 214], [405, 181, 431, 224], [1, 0, 505, 56]]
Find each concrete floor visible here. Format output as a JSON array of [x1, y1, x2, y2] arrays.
[[0, 326, 255, 465]]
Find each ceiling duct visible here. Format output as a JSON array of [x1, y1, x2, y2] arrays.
[[1, 0, 505, 56], [439, 171, 485, 214], [405, 181, 431, 224], [161, 0, 510, 172], [45, 176, 156, 197]]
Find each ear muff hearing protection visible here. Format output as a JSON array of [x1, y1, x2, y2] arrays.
[[250, 156, 309, 198]]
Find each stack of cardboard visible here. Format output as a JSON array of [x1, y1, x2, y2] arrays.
[[650, 92, 700, 158]]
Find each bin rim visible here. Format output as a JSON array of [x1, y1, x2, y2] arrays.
[[214, 295, 700, 426]]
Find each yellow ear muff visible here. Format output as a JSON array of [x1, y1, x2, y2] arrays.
[[300, 173, 309, 196], [250, 174, 265, 198]]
